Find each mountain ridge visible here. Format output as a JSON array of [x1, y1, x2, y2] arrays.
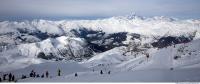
[[0, 15, 200, 71]]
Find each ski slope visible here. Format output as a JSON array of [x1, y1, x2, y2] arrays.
[[3, 39, 198, 82], [15, 62, 200, 82]]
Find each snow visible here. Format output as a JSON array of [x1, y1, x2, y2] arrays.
[[32, 20, 64, 35], [2, 42, 200, 82], [0, 61, 90, 82], [173, 39, 200, 68], [0, 15, 200, 37], [0, 36, 87, 71], [0, 15, 200, 82], [16, 64, 200, 82], [1, 38, 200, 82], [83, 47, 127, 68]]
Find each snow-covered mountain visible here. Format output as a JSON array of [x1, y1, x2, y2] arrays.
[[0, 15, 200, 82]]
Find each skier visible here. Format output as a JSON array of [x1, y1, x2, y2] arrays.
[[92, 69, 95, 72], [3, 74, 7, 80], [36, 74, 40, 78], [30, 72, 33, 77], [8, 73, 12, 82], [21, 75, 25, 79], [108, 71, 111, 74], [45, 71, 49, 78], [100, 70, 103, 74], [146, 53, 150, 61], [0, 77, 2, 82], [33, 72, 36, 77], [24, 75, 27, 79], [41, 74, 44, 78], [58, 69, 61, 76], [146, 53, 149, 58], [75, 73, 78, 77], [30, 70, 34, 77], [11, 75, 15, 82]]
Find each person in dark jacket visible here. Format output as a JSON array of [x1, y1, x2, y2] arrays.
[[29, 73, 33, 77], [0, 77, 2, 82], [36, 74, 40, 78], [170, 67, 174, 70], [33, 72, 36, 77], [30, 70, 34, 77], [8, 73, 12, 82], [92, 69, 94, 72], [21, 75, 25, 79], [100, 70, 103, 74], [146, 53, 149, 58], [108, 71, 111, 74], [58, 69, 61, 76], [41, 74, 44, 78], [3, 74, 7, 80], [75, 73, 78, 77], [45, 71, 49, 78], [11, 75, 15, 82]]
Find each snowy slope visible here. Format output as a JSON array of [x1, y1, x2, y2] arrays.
[[1, 40, 200, 82], [0, 36, 89, 71], [82, 38, 200, 71], [0, 61, 90, 82], [18, 68, 200, 82]]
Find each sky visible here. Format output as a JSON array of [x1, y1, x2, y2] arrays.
[[0, 0, 200, 20]]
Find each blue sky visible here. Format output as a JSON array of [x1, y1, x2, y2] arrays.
[[0, 0, 200, 20]]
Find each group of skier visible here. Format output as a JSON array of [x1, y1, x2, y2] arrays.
[[0, 68, 111, 82], [100, 70, 111, 75], [0, 73, 15, 82], [0, 69, 54, 82], [28, 70, 49, 78]]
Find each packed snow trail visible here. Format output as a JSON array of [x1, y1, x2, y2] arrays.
[[18, 68, 200, 82], [173, 40, 200, 68], [115, 55, 148, 71], [134, 48, 174, 70], [0, 61, 90, 82], [150, 47, 173, 69]]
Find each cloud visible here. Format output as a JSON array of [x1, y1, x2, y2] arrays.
[[0, 0, 200, 20]]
